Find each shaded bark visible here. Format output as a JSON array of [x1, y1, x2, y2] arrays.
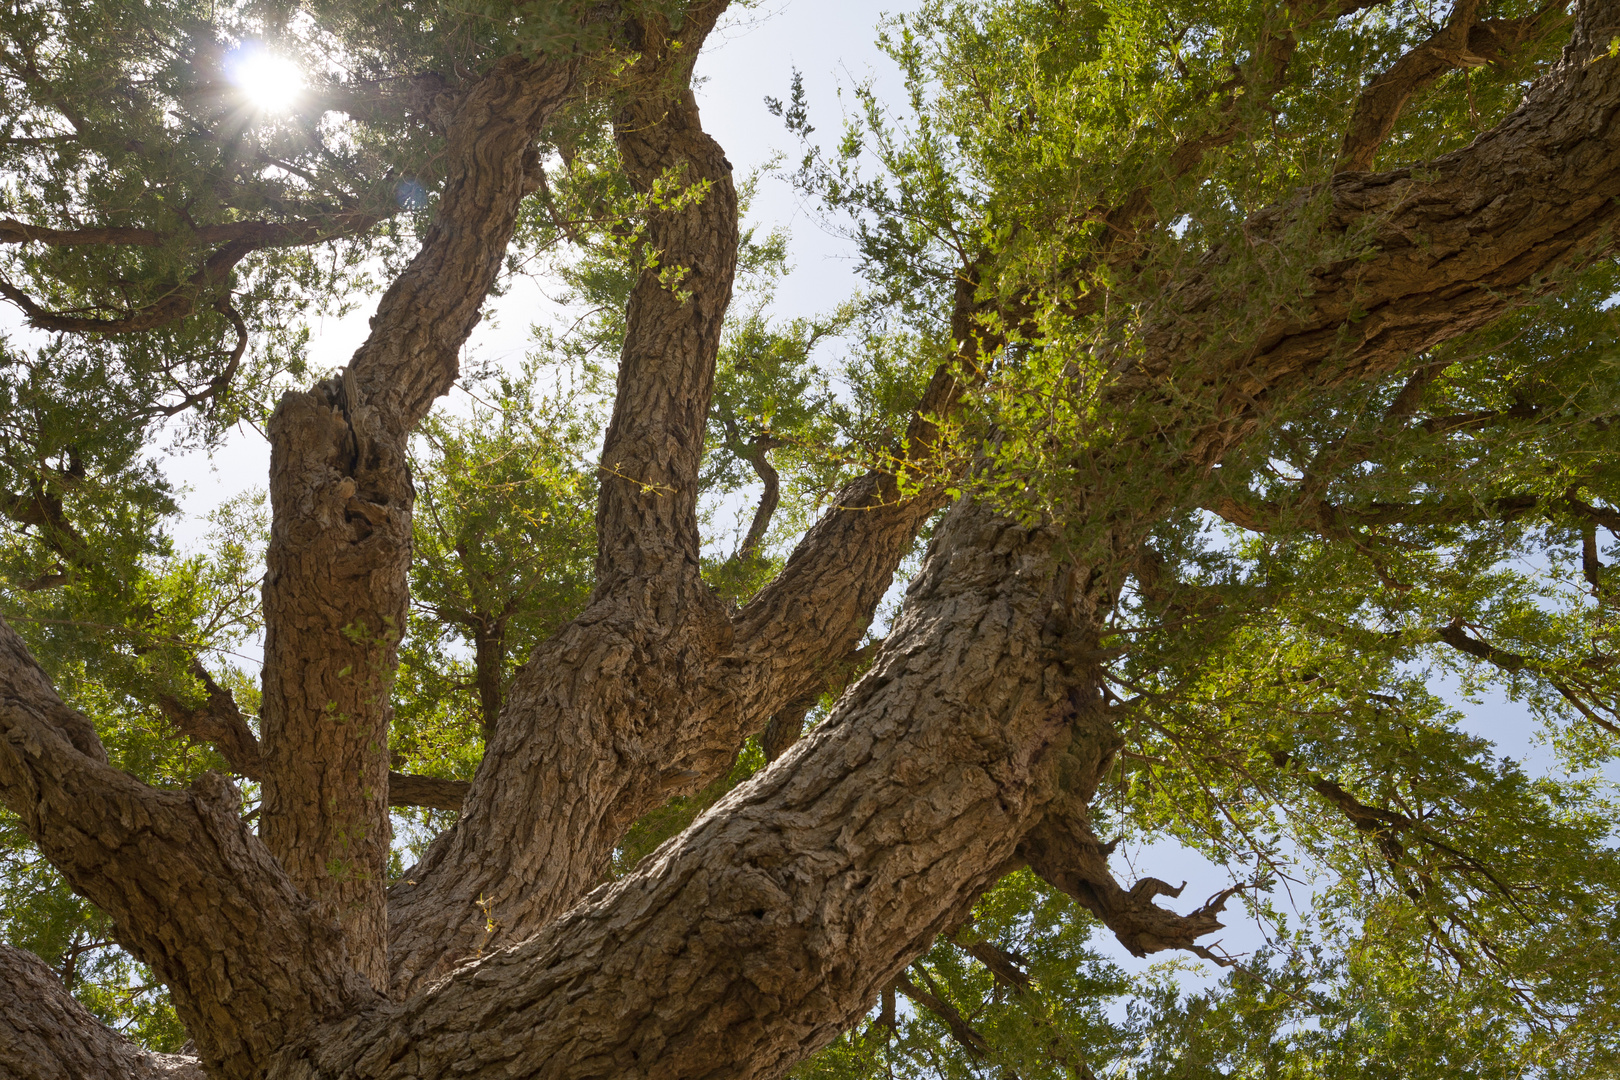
[[386, 6, 742, 992], [472, 618, 506, 742], [897, 974, 991, 1060], [274, 499, 1105, 1080], [8, 3, 1620, 1078], [0, 942, 206, 1080], [385, 772, 471, 813], [734, 435, 782, 561], [157, 658, 266, 775], [1335, 3, 1566, 173], [761, 695, 814, 764]]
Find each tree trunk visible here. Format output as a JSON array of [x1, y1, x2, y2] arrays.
[[257, 55, 578, 987], [272, 499, 1112, 1080], [6, 3, 1620, 1078]]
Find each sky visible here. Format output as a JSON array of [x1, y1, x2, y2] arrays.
[[2, 0, 1600, 994]]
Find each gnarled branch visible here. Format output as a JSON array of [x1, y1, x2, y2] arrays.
[[0, 614, 379, 1080], [1021, 811, 1237, 964]]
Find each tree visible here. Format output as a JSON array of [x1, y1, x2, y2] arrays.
[[2, 0, 1620, 1076]]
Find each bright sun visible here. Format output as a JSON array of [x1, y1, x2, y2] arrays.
[[226, 44, 303, 114]]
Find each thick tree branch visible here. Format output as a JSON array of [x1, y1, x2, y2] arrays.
[[0, 238, 252, 335], [157, 658, 265, 776], [0, 943, 205, 1080], [1102, 0, 1382, 249], [18, 4, 1620, 1070], [0, 206, 383, 335], [0, 615, 379, 1080], [471, 617, 507, 742], [591, 81, 738, 595], [0, 482, 89, 560], [308, 72, 454, 131], [734, 434, 782, 561], [952, 933, 1034, 992], [1203, 491, 1543, 533], [258, 51, 580, 985], [760, 694, 815, 764], [1435, 620, 1620, 736], [1130, 7, 1620, 478], [385, 773, 471, 812], [1021, 807, 1237, 964], [384, 4, 740, 993], [1565, 490, 1620, 534], [282, 498, 1104, 1080], [392, 0, 1620, 997], [0, 213, 381, 250], [150, 297, 249, 418], [897, 974, 991, 1059]]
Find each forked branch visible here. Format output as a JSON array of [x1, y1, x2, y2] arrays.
[[1021, 811, 1238, 964]]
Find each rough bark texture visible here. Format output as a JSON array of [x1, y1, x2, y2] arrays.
[[0, 943, 206, 1080], [385, 8, 744, 992], [258, 55, 576, 988], [154, 661, 473, 811], [8, 3, 1620, 1078], [0, 617, 380, 1080], [1139, 11, 1620, 472], [272, 499, 1108, 1080]]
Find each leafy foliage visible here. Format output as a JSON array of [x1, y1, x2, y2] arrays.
[[2, 0, 1620, 1076]]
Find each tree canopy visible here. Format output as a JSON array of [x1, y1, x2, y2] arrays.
[[2, 0, 1620, 1078]]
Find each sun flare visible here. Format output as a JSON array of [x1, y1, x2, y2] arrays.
[[226, 44, 303, 114]]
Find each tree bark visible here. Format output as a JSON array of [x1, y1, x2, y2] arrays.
[[9, 3, 1620, 1078], [385, 6, 743, 992], [1137, 12, 1620, 473], [0, 943, 206, 1080], [388, 0, 1620, 995], [257, 54, 577, 987], [273, 499, 1112, 1080], [472, 618, 506, 742], [0, 616, 380, 1080]]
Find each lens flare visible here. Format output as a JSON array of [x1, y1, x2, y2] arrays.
[[226, 44, 303, 114]]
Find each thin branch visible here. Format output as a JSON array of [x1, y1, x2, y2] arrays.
[[0, 213, 380, 250], [0, 213, 381, 335], [734, 434, 782, 561], [152, 297, 249, 417], [896, 974, 990, 1060], [155, 656, 472, 809]]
